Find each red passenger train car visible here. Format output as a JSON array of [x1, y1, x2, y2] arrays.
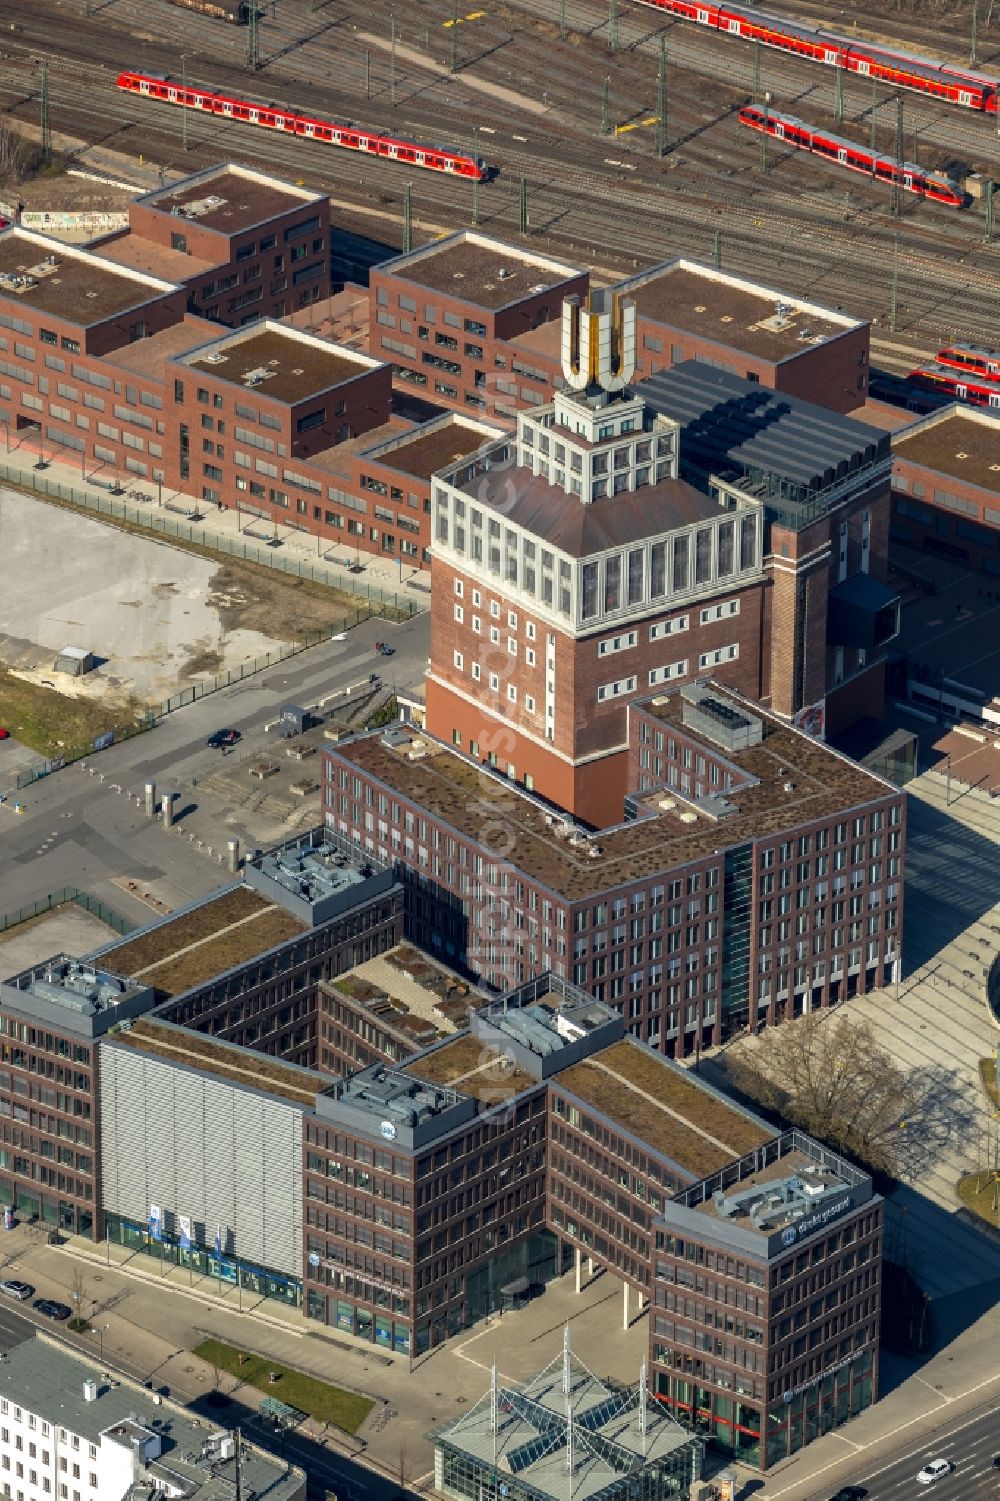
[[116, 71, 489, 180], [738, 105, 967, 206], [632, 0, 1000, 112], [907, 365, 1000, 408], [936, 344, 1000, 381]]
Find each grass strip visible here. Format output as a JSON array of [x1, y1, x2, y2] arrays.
[[194, 1337, 375, 1434]]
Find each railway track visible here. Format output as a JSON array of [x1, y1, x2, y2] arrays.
[[4, 0, 1000, 355]]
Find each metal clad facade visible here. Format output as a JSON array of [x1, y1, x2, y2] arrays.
[[100, 1044, 303, 1277]]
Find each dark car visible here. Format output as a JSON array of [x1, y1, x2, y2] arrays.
[[33, 1298, 71, 1320], [0, 1280, 33, 1301], [206, 729, 241, 749], [829, 1489, 868, 1501]]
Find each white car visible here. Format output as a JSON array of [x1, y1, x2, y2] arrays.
[[917, 1458, 952, 1484]]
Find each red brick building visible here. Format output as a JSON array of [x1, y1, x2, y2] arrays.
[[96, 163, 330, 326], [890, 404, 1000, 575], [502, 257, 871, 420], [369, 231, 588, 422], [419, 291, 896, 828], [323, 681, 904, 1057]]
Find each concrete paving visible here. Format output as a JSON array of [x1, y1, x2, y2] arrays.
[[0, 487, 293, 707], [0, 904, 119, 971], [5, 1227, 649, 1493], [0, 612, 429, 931]]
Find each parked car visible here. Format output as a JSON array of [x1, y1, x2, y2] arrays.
[[206, 729, 241, 749], [32, 1298, 71, 1320], [0, 728, 9, 740], [917, 1459, 952, 1484], [0, 1280, 33, 1301]]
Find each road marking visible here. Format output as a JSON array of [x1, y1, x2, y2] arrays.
[[766, 1397, 1000, 1497], [512, 133, 528, 141]]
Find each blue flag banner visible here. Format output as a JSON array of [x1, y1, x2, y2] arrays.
[[213, 1224, 222, 1259], [179, 1215, 192, 1252], [148, 1204, 162, 1242]]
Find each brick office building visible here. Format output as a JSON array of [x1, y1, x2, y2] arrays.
[[498, 257, 870, 421], [323, 680, 904, 1055], [96, 163, 330, 325], [421, 292, 897, 825], [890, 403, 1000, 574], [0, 958, 157, 1236], [304, 976, 881, 1470], [642, 362, 900, 743], [369, 231, 588, 421], [612, 260, 870, 412]]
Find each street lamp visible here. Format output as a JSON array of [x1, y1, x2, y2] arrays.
[[93, 1322, 109, 1366]]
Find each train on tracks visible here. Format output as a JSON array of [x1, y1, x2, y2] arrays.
[[165, 0, 251, 19], [936, 344, 1000, 380], [737, 105, 967, 205], [115, 71, 489, 180], [906, 365, 1000, 408], [631, 0, 1000, 112]]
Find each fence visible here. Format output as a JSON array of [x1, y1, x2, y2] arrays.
[[0, 459, 421, 616], [0, 888, 135, 937]]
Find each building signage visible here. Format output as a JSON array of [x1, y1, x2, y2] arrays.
[[148, 1204, 162, 1242], [777, 1195, 853, 1250], [308, 1251, 321, 1269], [379, 1119, 398, 1140], [178, 1215, 192, 1251]]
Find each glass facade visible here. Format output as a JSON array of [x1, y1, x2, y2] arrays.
[[437, 1427, 701, 1501], [654, 1346, 875, 1470], [104, 1215, 301, 1307]]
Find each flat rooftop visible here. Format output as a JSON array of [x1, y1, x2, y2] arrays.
[[618, 261, 857, 359], [114, 1016, 323, 1107], [892, 406, 1000, 492], [642, 362, 888, 504], [187, 326, 375, 405], [384, 232, 583, 311], [405, 1032, 539, 1103], [103, 317, 219, 379], [98, 886, 305, 997], [692, 1148, 848, 1232], [142, 165, 320, 233], [96, 229, 219, 284], [370, 419, 494, 482], [556, 1038, 771, 1180], [334, 690, 890, 898], [306, 418, 414, 480], [331, 944, 482, 1038], [0, 1337, 303, 1501], [0, 229, 176, 324]]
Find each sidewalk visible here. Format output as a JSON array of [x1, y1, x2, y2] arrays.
[[0, 436, 425, 613]]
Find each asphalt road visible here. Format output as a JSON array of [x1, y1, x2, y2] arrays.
[[0, 609, 428, 925], [814, 1402, 1000, 1501]]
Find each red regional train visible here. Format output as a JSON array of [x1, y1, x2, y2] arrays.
[[738, 105, 967, 206], [116, 71, 489, 180], [935, 344, 1000, 380], [632, 0, 1000, 111], [907, 365, 1000, 408]]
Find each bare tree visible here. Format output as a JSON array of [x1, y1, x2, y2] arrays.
[[724, 1012, 922, 1176]]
